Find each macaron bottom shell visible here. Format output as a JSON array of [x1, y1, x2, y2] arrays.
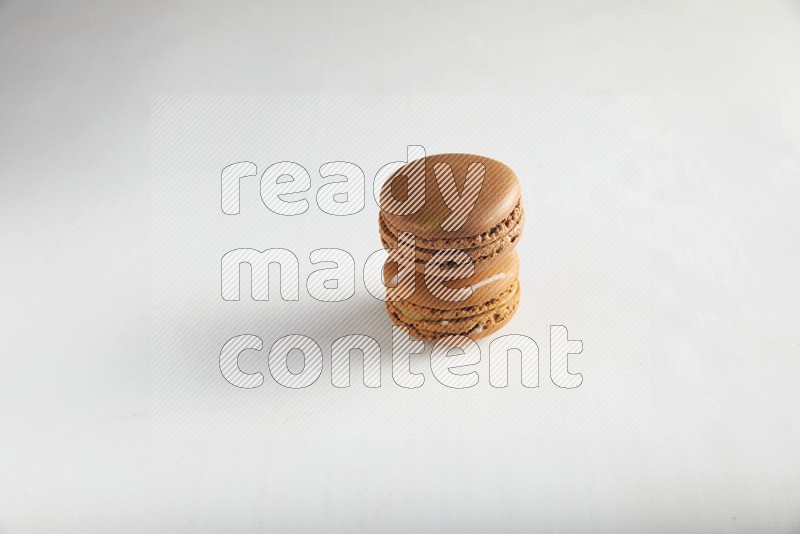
[[386, 280, 521, 342]]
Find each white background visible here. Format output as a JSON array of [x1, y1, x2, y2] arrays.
[[1, 1, 799, 532], [150, 95, 650, 441]]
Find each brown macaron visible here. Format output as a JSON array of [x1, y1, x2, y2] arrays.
[[379, 153, 524, 341], [378, 153, 524, 276], [384, 251, 521, 341]]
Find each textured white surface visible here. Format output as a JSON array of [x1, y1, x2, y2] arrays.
[[1, 1, 799, 532]]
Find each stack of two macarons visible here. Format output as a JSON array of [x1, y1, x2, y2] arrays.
[[379, 154, 524, 341]]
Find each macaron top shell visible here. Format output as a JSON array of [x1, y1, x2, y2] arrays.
[[379, 153, 521, 241]]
